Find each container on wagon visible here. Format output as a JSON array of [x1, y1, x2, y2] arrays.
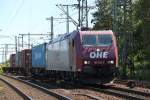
[[15, 52, 21, 67], [32, 43, 47, 68], [21, 49, 31, 68], [10, 54, 16, 67]]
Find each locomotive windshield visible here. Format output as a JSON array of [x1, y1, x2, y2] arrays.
[[82, 35, 96, 45], [82, 34, 112, 46], [97, 34, 112, 46]]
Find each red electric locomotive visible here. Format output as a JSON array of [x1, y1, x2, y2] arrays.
[[46, 30, 118, 84]]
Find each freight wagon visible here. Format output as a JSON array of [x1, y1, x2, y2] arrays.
[[9, 54, 16, 73], [10, 54, 16, 68], [15, 52, 21, 68], [31, 43, 47, 76], [20, 49, 31, 74], [8, 50, 31, 74], [8, 52, 21, 73], [12, 52, 22, 73]]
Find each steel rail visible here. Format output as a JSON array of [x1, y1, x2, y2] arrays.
[[110, 86, 150, 97], [88, 86, 149, 100], [0, 77, 33, 100], [72, 93, 103, 100], [114, 79, 150, 88], [3, 74, 72, 100]]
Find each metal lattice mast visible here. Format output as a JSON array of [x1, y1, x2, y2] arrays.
[[81, 0, 88, 27], [77, 0, 94, 28]]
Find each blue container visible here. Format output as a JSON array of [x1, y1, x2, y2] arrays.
[[15, 52, 21, 67], [32, 43, 47, 68]]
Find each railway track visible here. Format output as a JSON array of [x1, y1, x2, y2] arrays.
[[114, 79, 150, 89], [55, 81, 150, 100], [3, 74, 105, 100], [28, 79, 120, 100], [56, 80, 150, 100], [0, 76, 32, 100], [3, 74, 150, 100], [1, 74, 71, 100], [110, 84, 150, 97], [4, 74, 103, 100], [88, 84, 150, 100], [0, 78, 31, 100]]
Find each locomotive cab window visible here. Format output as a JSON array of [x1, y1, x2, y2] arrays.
[[82, 34, 112, 46], [98, 34, 112, 46], [82, 35, 96, 46]]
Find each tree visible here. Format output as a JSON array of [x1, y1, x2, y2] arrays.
[[132, 0, 150, 80], [92, 0, 113, 30], [92, 0, 150, 80]]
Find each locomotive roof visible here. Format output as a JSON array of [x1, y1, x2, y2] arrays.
[[49, 30, 114, 44], [49, 31, 75, 44], [79, 30, 114, 34]]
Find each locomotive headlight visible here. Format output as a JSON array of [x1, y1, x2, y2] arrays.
[[84, 61, 88, 64], [84, 61, 91, 64], [110, 61, 114, 64], [96, 49, 100, 51], [108, 60, 114, 64]]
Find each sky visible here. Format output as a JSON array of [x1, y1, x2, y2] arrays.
[[0, 0, 96, 62]]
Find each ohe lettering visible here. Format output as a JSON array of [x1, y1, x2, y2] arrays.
[[90, 51, 108, 58]]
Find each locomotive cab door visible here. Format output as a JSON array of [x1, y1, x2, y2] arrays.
[[69, 39, 76, 71]]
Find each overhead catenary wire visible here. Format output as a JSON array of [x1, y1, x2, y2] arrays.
[[56, 4, 78, 27], [5, 0, 25, 32]]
